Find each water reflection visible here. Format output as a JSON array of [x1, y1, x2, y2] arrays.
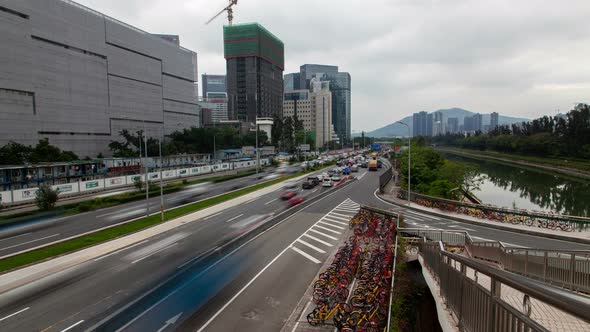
[[444, 154, 590, 217]]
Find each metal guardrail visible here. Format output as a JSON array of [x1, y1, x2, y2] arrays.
[[418, 239, 590, 332], [379, 167, 393, 193], [400, 228, 590, 293]]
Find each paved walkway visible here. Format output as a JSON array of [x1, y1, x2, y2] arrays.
[[378, 183, 590, 243]]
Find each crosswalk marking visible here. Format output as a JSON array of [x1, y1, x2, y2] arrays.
[[334, 207, 359, 212], [330, 212, 355, 218], [308, 229, 339, 240], [313, 225, 342, 234], [296, 239, 326, 253], [291, 246, 321, 263], [303, 234, 334, 246], [317, 220, 346, 230], [323, 214, 349, 221], [321, 217, 348, 226]]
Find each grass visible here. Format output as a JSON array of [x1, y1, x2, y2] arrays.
[[0, 170, 308, 273], [441, 147, 590, 173], [0, 169, 260, 223]]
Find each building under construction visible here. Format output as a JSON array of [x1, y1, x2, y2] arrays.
[[224, 23, 284, 123]]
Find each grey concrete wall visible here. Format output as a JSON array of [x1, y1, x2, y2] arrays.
[[0, 0, 198, 158]]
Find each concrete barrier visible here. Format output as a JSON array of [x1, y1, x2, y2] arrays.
[[80, 179, 105, 192], [12, 188, 38, 203], [52, 183, 80, 196], [0, 191, 13, 204], [105, 176, 127, 189]]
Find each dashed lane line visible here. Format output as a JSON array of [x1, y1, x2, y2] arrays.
[[203, 212, 223, 220], [131, 243, 178, 264], [61, 320, 84, 332], [264, 198, 278, 205], [226, 214, 244, 223], [0, 233, 60, 251], [0, 307, 29, 322]]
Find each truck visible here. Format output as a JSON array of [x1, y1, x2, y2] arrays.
[[371, 152, 378, 159], [368, 159, 378, 171]]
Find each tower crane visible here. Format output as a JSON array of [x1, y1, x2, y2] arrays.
[[205, 0, 239, 26]]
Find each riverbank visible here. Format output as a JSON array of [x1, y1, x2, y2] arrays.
[[437, 147, 590, 180]]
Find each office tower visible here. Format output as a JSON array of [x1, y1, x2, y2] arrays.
[[0, 0, 198, 157], [447, 117, 459, 133], [284, 73, 301, 91], [473, 113, 483, 132], [225, 23, 284, 123], [298, 64, 351, 143], [433, 111, 444, 136], [202, 74, 226, 98], [490, 112, 499, 129], [412, 111, 428, 136]]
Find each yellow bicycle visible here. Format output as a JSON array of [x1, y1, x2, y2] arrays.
[[307, 302, 351, 326]]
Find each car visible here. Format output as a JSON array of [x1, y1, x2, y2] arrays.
[[287, 195, 305, 206], [280, 190, 297, 200], [342, 167, 350, 175], [322, 178, 333, 187], [360, 161, 368, 168], [307, 176, 320, 186], [377, 160, 383, 168], [351, 165, 359, 172], [331, 174, 342, 182], [302, 180, 316, 189]]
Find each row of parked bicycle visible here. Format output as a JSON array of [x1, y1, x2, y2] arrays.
[[306, 209, 396, 331], [406, 196, 575, 232]]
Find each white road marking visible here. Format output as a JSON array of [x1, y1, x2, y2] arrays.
[[449, 225, 476, 232], [0, 232, 32, 243], [317, 221, 346, 230], [291, 246, 321, 263], [0, 233, 60, 251], [323, 214, 349, 221], [204, 212, 223, 220], [312, 225, 342, 234], [471, 236, 494, 242], [339, 203, 359, 208], [406, 211, 441, 220], [242, 197, 258, 204], [308, 228, 339, 241], [61, 320, 84, 332], [96, 205, 146, 218], [500, 242, 528, 248], [333, 207, 359, 212], [0, 307, 29, 322], [302, 234, 333, 247], [94, 240, 149, 261], [296, 239, 326, 253], [131, 243, 178, 264], [357, 172, 367, 180], [226, 214, 244, 223], [311, 189, 319, 193], [264, 198, 278, 205], [329, 212, 355, 218], [405, 215, 425, 222], [321, 217, 348, 226]]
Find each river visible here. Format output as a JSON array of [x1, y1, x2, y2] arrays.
[[443, 153, 590, 217]]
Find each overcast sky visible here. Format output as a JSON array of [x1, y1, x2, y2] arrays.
[[77, 0, 590, 132]]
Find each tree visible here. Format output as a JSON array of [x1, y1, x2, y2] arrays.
[[35, 184, 59, 211], [271, 115, 284, 147], [0, 141, 33, 165], [282, 116, 295, 153]]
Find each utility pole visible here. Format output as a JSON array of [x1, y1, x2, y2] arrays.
[[396, 121, 411, 205], [159, 128, 164, 222], [143, 121, 149, 217]]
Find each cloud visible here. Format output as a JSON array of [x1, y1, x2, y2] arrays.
[[76, 0, 590, 131]]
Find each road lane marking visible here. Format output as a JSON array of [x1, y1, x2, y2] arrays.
[[308, 228, 339, 240], [330, 212, 355, 218], [61, 320, 84, 332], [264, 198, 278, 205], [449, 225, 476, 231], [291, 246, 321, 263], [323, 214, 349, 221], [131, 243, 178, 264], [0, 233, 60, 251], [0, 232, 32, 243], [302, 234, 333, 247], [96, 205, 146, 218], [296, 239, 326, 253], [406, 211, 441, 220], [204, 212, 223, 220], [357, 172, 367, 180], [500, 242, 528, 248], [339, 203, 359, 208], [321, 217, 348, 226], [311, 189, 319, 193], [226, 214, 244, 223], [317, 221, 345, 230], [94, 240, 149, 261], [0, 307, 29, 322], [472, 236, 494, 242], [313, 225, 342, 234], [333, 207, 359, 212]]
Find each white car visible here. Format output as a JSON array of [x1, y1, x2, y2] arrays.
[[331, 174, 342, 182], [322, 178, 333, 187]]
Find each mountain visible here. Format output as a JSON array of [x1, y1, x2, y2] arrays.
[[361, 108, 529, 137]]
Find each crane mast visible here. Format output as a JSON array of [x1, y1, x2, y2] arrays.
[[205, 0, 239, 26]]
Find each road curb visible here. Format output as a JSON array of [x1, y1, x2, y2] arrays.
[[376, 193, 590, 245]]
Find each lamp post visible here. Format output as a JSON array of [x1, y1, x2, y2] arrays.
[[158, 122, 182, 222], [120, 116, 150, 217], [396, 121, 411, 205]]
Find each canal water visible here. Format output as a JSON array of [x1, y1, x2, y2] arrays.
[[443, 153, 590, 217]]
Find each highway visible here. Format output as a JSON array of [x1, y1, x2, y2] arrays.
[[0, 165, 588, 332], [0, 169, 286, 257]]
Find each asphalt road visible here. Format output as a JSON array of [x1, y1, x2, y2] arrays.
[[0, 165, 587, 332], [0, 169, 289, 257], [0, 167, 338, 331]]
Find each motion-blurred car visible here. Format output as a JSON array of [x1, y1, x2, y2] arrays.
[[280, 189, 297, 200], [302, 180, 316, 189], [287, 195, 305, 206]]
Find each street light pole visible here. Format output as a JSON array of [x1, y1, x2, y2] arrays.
[[159, 127, 164, 222], [255, 120, 259, 178], [143, 120, 149, 217], [396, 121, 411, 205]]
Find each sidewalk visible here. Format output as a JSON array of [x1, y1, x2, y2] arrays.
[[378, 184, 590, 244]]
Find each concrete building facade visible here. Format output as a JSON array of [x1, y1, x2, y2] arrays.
[[202, 74, 226, 98], [490, 112, 499, 130], [0, 0, 199, 158], [447, 117, 459, 134]]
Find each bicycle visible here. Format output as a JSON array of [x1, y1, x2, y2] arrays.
[[307, 302, 351, 326]]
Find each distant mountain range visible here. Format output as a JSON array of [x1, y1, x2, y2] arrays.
[[359, 108, 529, 137]]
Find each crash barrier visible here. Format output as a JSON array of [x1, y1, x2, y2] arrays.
[[418, 238, 590, 332], [0, 159, 271, 206], [397, 189, 590, 232], [400, 228, 590, 294], [306, 207, 398, 331], [378, 167, 393, 193]]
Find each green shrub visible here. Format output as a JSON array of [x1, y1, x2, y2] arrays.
[[35, 184, 59, 211]]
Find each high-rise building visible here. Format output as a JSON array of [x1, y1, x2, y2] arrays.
[[447, 117, 459, 133], [284, 73, 301, 91], [433, 111, 444, 136], [463, 113, 483, 133], [426, 113, 434, 137], [490, 112, 499, 129], [412, 111, 427, 136], [283, 79, 334, 148], [473, 113, 483, 132], [202, 74, 226, 98], [299, 64, 351, 143], [0, 0, 199, 157], [224, 23, 284, 123]]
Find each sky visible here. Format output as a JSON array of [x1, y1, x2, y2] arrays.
[[76, 0, 590, 132]]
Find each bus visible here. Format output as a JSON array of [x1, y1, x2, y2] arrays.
[[368, 159, 378, 171]]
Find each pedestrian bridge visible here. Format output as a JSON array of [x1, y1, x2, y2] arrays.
[[399, 228, 590, 332]]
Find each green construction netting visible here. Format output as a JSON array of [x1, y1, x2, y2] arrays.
[[223, 23, 284, 69]]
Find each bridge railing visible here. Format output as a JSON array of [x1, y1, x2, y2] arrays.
[[418, 238, 590, 332], [397, 189, 590, 232], [400, 228, 590, 293]]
